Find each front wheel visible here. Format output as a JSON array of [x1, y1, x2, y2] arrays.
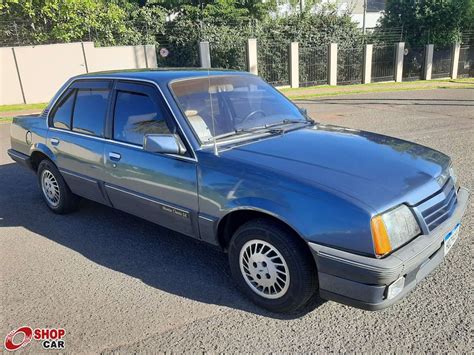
[[228, 219, 318, 313], [37, 160, 79, 214]]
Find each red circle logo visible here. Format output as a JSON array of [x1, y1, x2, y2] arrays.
[[4, 326, 33, 351]]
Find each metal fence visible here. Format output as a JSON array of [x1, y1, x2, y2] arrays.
[[371, 45, 395, 82], [431, 47, 452, 79], [337, 47, 363, 85], [258, 41, 289, 86], [458, 46, 473, 78], [155, 38, 200, 68], [299, 46, 327, 87], [403, 47, 425, 81], [366, 27, 404, 45]]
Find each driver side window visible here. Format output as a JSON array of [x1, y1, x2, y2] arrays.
[[113, 89, 173, 146]]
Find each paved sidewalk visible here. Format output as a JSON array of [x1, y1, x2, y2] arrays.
[[282, 78, 474, 99]]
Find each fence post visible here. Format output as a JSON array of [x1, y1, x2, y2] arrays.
[[328, 43, 337, 86], [450, 42, 460, 79], [144, 45, 158, 68], [394, 42, 405, 82], [289, 42, 299, 88], [199, 41, 211, 68], [247, 39, 258, 75], [423, 44, 434, 80], [363, 44, 373, 84]]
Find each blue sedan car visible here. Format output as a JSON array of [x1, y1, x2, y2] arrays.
[[8, 70, 469, 313]]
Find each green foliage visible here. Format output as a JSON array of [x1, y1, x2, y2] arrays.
[[127, 1, 168, 45], [0, 0, 365, 79], [254, 7, 363, 84], [258, 7, 362, 48], [148, 0, 275, 19], [0, 0, 138, 45], [157, 0, 253, 67], [379, 0, 474, 47]]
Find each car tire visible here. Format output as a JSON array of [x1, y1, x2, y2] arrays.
[[37, 160, 79, 214], [228, 219, 318, 313]]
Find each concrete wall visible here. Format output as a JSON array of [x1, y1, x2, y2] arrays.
[[0, 48, 24, 104], [14, 42, 87, 104], [83, 42, 157, 73], [0, 42, 157, 105]]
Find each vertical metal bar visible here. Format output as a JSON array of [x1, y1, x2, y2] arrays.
[[81, 42, 89, 73], [362, 0, 367, 35], [11, 47, 26, 104]]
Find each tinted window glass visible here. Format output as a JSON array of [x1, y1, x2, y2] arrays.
[[170, 76, 305, 143], [113, 91, 172, 146], [52, 90, 75, 130], [72, 89, 110, 136]]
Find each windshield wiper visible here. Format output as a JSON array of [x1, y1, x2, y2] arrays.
[[205, 119, 311, 143], [206, 129, 250, 142], [258, 119, 308, 130], [237, 119, 310, 134]]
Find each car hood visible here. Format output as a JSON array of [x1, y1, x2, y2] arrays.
[[225, 124, 451, 213]]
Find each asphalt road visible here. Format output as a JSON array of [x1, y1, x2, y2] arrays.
[[1, 88, 473, 353]]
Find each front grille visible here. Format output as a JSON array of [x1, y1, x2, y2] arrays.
[[417, 179, 457, 232]]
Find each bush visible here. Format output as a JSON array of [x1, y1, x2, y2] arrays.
[[378, 0, 474, 47]]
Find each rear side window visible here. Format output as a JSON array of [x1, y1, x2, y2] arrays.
[[113, 91, 172, 146], [51, 90, 75, 130], [72, 89, 110, 137]]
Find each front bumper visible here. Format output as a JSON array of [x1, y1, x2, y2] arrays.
[[309, 186, 470, 311]]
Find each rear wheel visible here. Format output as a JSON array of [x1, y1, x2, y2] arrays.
[[37, 160, 79, 214], [228, 219, 318, 313]]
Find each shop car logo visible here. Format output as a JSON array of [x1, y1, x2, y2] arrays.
[[4, 327, 65, 351], [4, 327, 32, 351]]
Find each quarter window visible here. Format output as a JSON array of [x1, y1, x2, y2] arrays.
[[51, 90, 75, 130], [113, 91, 172, 146], [72, 89, 110, 137]]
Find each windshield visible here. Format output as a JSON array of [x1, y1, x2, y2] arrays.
[[170, 75, 307, 143]]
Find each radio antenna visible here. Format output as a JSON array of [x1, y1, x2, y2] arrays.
[[207, 67, 219, 156]]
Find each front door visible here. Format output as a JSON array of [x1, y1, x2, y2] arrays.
[[102, 81, 199, 237]]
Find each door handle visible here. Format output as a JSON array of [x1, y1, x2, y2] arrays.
[[109, 152, 121, 161], [50, 138, 60, 146]]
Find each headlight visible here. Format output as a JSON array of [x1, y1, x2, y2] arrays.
[[371, 205, 421, 257]]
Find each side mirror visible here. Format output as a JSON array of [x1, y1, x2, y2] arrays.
[[144, 134, 187, 155]]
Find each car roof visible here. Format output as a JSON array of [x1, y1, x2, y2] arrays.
[[74, 68, 254, 84]]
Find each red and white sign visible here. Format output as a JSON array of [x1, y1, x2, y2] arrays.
[[160, 47, 169, 58], [4, 327, 65, 351]]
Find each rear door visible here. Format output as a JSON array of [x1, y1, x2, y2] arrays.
[[47, 80, 112, 205], [102, 81, 199, 237]]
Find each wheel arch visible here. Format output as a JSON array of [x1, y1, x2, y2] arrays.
[[29, 144, 56, 171], [216, 208, 308, 252]]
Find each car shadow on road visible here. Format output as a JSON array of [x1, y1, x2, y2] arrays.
[[0, 162, 325, 319]]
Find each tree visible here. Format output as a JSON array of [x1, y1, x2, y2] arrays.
[[0, 0, 139, 46], [378, 0, 474, 47]]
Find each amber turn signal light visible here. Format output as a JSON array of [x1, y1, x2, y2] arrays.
[[371, 215, 392, 256]]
